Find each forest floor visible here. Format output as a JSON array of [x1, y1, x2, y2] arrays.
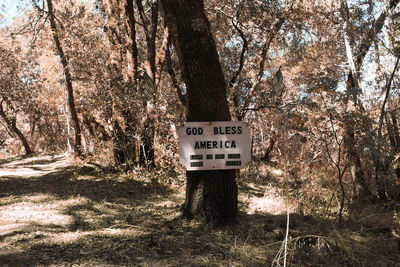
[[0, 153, 399, 266]]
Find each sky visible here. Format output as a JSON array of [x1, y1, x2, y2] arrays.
[[0, 0, 26, 25]]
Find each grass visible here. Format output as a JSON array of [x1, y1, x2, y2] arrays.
[[0, 154, 399, 266]]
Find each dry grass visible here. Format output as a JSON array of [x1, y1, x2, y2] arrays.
[[0, 155, 399, 266]]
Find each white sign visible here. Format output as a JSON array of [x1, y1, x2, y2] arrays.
[[179, 121, 251, 171]]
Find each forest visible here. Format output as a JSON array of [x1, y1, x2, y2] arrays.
[[0, 0, 400, 266]]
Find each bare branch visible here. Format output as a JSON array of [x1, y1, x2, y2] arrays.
[[240, 17, 285, 119], [229, 18, 248, 88], [357, 0, 400, 69]]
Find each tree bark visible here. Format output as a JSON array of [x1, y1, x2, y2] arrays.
[[387, 112, 400, 181], [263, 134, 275, 161], [46, 0, 82, 156], [161, 0, 238, 225]]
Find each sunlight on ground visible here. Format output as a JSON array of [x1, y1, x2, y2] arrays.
[[0, 195, 83, 235], [156, 200, 176, 207], [245, 185, 296, 215], [0, 191, 137, 245], [1, 154, 398, 266], [271, 169, 283, 176], [0, 154, 68, 178], [48, 228, 128, 243]]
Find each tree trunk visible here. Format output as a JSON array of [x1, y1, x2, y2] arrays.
[[390, 112, 400, 152], [387, 112, 400, 181], [136, 0, 159, 168], [161, 0, 238, 225], [64, 91, 72, 153], [13, 125, 33, 155], [140, 116, 155, 168], [263, 134, 275, 161], [47, 0, 82, 156], [343, 74, 370, 198], [0, 102, 33, 155]]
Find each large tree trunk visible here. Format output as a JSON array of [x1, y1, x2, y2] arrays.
[[46, 0, 82, 156], [162, 0, 238, 225]]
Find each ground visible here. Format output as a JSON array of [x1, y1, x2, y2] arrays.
[[0, 153, 399, 266]]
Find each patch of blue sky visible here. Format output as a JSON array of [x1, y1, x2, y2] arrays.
[[348, 0, 385, 21], [0, 0, 29, 27], [298, 84, 309, 100], [263, 70, 272, 80], [224, 36, 241, 48]]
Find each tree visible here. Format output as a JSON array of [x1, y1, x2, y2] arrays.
[[33, 0, 83, 156], [102, 0, 169, 169], [340, 0, 400, 200], [0, 46, 34, 155], [161, 0, 238, 225], [0, 100, 33, 155]]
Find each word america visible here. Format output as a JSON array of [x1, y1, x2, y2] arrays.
[[194, 140, 237, 149]]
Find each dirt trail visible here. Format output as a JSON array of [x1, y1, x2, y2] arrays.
[[0, 153, 70, 178], [0, 153, 184, 266]]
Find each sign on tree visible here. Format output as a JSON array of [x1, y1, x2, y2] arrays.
[[179, 121, 251, 171]]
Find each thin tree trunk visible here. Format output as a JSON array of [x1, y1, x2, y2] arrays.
[[386, 113, 400, 181], [136, 0, 158, 168], [378, 55, 400, 138], [162, 0, 238, 225], [390, 112, 400, 152], [263, 134, 275, 161], [46, 0, 82, 156], [343, 74, 370, 198], [64, 91, 72, 153], [0, 102, 33, 155]]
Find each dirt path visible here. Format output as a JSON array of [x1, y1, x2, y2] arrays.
[[0, 153, 184, 266], [0, 153, 70, 178]]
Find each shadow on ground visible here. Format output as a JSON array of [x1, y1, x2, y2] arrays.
[[0, 165, 172, 204], [0, 154, 399, 266]]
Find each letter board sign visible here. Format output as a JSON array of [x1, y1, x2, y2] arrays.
[[179, 121, 251, 170]]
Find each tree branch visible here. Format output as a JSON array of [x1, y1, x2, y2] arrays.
[[378, 54, 400, 138], [356, 0, 400, 69], [240, 17, 285, 119], [229, 18, 248, 88]]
